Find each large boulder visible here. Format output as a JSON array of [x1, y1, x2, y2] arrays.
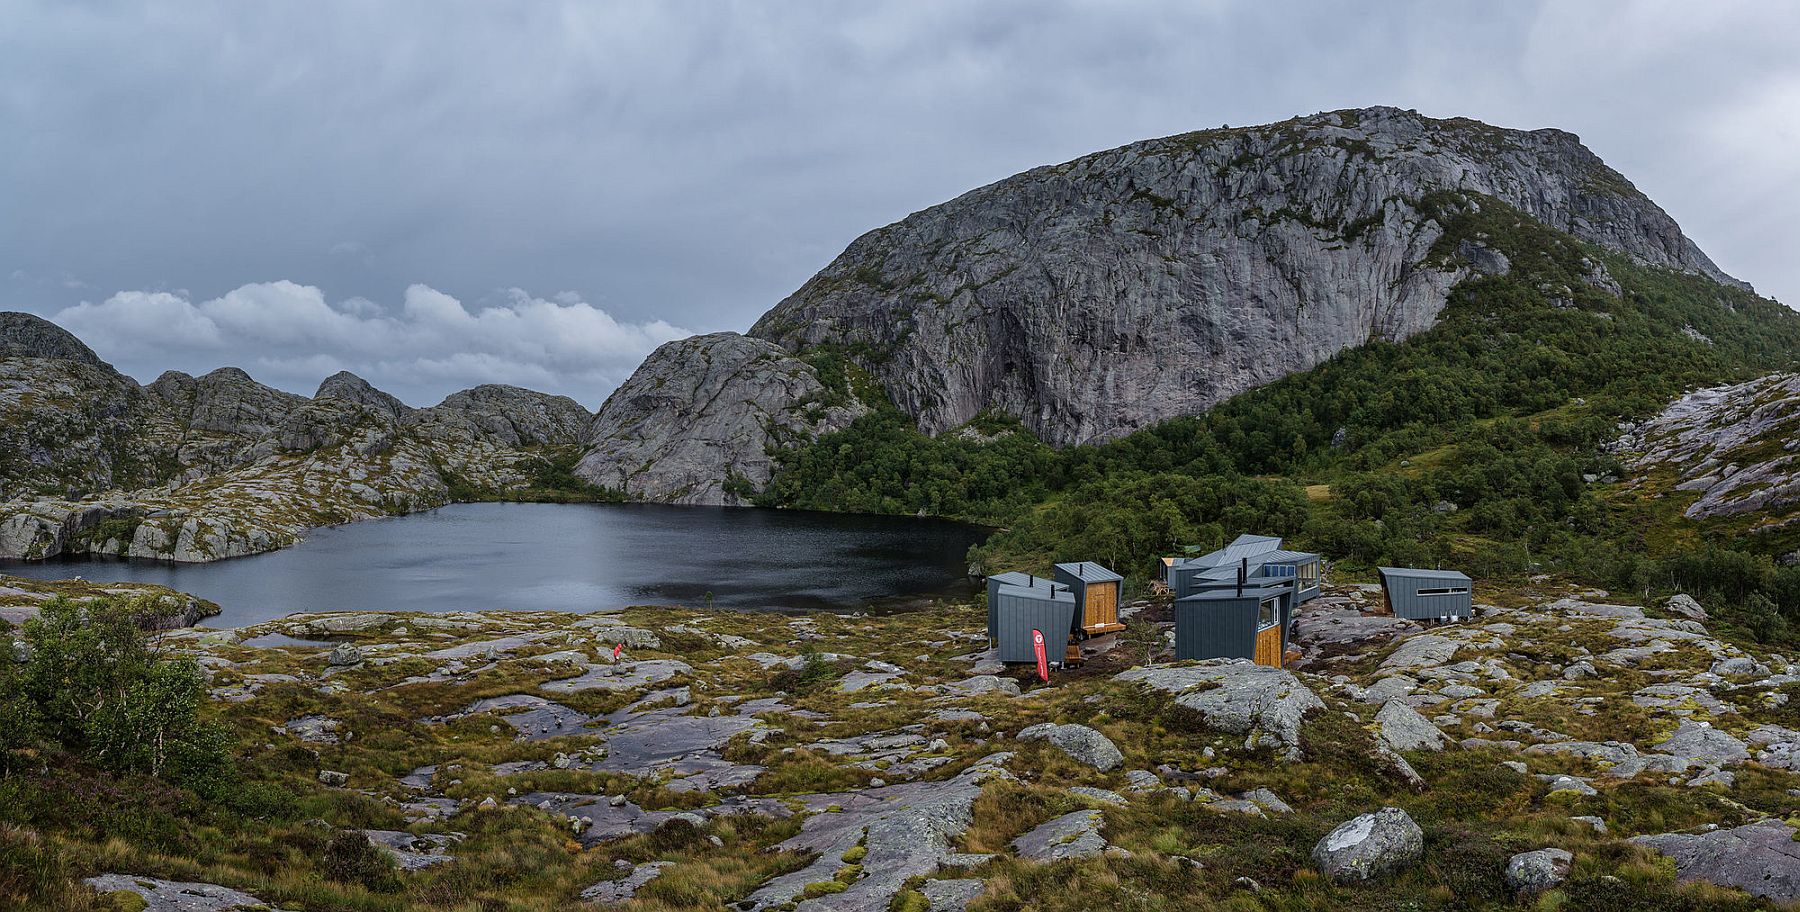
[[1015, 723, 1124, 772], [1311, 807, 1425, 883], [1116, 660, 1325, 760], [1504, 848, 1572, 894], [1011, 809, 1108, 861], [1633, 820, 1800, 902], [1375, 699, 1445, 752]]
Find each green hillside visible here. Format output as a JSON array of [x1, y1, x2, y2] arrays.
[[759, 192, 1800, 644]]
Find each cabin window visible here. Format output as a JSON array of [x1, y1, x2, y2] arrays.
[[1416, 586, 1469, 596], [1299, 561, 1320, 583], [1257, 597, 1280, 630], [1265, 564, 1296, 578]]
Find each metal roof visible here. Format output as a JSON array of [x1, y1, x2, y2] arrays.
[[1378, 567, 1472, 582], [1177, 584, 1290, 602], [1054, 561, 1123, 583], [1258, 549, 1320, 563], [995, 581, 1074, 602], [987, 571, 1038, 587]]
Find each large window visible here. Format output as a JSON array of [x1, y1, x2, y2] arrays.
[[1257, 597, 1280, 630], [1417, 586, 1469, 596]]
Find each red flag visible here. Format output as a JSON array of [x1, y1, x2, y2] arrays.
[[612, 643, 624, 660], [1031, 629, 1049, 682]]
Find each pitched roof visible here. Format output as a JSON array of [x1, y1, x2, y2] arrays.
[[1054, 561, 1123, 583], [1378, 566, 1472, 582]]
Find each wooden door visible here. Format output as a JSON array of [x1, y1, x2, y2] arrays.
[[1084, 581, 1118, 629], [1254, 625, 1283, 667]]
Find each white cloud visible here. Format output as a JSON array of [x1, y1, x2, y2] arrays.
[[52, 282, 689, 408]]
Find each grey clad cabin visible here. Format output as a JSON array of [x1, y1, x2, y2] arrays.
[[1174, 581, 1293, 667], [1378, 567, 1474, 621], [1054, 561, 1125, 636], [986, 570, 1037, 645], [988, 576, 1076, 664], [1166, 534, 1321, 603]]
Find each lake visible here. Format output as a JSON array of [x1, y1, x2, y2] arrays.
[[0, 502, 988, 628]]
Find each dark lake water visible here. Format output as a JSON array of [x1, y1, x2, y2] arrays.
[[0, 502, 988, 628]]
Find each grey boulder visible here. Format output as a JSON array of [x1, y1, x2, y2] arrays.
[[1375, 699, 1446, 752], [1504, 848, 1572, 894], [1311, 807, 1425, 883], [1015, 723, 1124, 772]]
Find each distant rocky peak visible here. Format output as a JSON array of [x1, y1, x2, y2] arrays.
[[315, 370, 409, 418], [0, 312, 109, 367]]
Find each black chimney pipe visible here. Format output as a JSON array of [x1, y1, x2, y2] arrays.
[[1237, 558, 1246, 597]]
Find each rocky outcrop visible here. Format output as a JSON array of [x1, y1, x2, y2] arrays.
[[316, 370, 409, 419], [751, 106, 1738, 447], [0, 312, 107, 365], [1612, 372, 1800, 527], [574, 333, 869, 505], [423, 384, 592, 447], [1633, 820, 1800, 902], [1116, 660, 1325, 760], [0, 314, 601, 562]]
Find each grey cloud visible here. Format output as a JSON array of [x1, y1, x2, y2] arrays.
[[2, 1, 1796, 404]]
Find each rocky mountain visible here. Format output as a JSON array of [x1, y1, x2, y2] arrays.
[[0, 314, 599, 562], [576, 106, 1748, 503], [576, 333, 870, 504]]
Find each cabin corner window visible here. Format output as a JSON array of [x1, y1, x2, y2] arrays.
[[1416, 586, 1470, 596], [1257, 597, 1279, 630]]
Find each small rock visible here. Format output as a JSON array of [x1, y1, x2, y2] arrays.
[[327, 643, 365, 666], [317, 769, 349, 786], [1375, 700, 1446, 752]]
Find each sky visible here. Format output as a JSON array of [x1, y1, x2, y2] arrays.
[[4, 1, 1798, 409]]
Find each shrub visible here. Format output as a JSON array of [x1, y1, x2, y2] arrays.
[[13, 596, 234, 789], [320, 830, 400, 892]]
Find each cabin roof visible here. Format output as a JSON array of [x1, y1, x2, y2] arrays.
[[1177, 584, 1290, 602], [1054, 561, 1123, 583], [987, 571, 1038, 587], [1378, 566, 1472, 583], [1258, 549, 1319, 563], [995, 581, 1074, 602]]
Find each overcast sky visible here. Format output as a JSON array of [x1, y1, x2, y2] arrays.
[[4, 1, 1797, 408]]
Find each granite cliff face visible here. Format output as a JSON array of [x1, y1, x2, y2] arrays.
[[575, 107, 1746, 503], [576, 333, 869, 505], [749, 106, 1737, 446], [0, 315, 600, 562]]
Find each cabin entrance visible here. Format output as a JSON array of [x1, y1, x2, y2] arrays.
[[1253, 624, 1282, 667], [1082, 580, 1123, 633]]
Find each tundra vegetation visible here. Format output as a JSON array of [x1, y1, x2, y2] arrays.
[[2, 578, 1795, 911]]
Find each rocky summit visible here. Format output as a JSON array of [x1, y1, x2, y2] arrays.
[[0, 313, 600, 561], [569, 106, 1748, 504]]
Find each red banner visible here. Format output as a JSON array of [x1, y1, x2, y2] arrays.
[[1032, 628, 1049, 682]]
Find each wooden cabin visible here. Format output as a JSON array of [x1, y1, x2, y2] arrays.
[[991, 579, 1077, 664], [1378, 567, 1473, 622], [1054, 561, 1126, 636], [1174, 581, 1294, 667]]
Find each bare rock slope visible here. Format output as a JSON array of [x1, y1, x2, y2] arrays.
[[1612, 372, 1800, 530], [576, 333, 868, 505], [579, 107, 1742, 501]]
